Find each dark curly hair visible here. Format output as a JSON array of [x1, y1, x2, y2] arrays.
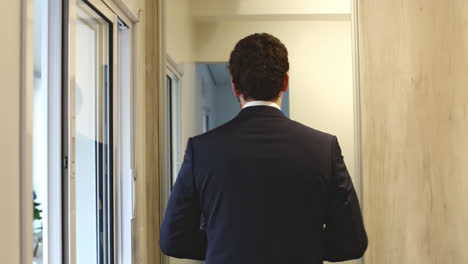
[[228, 33, 289, 101]]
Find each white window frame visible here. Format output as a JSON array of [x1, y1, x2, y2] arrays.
[[23, 0, 68, 263], [19, 0, 62, 263], [159, 54, 184, 215], [166, 55, 183, 186], [115, 18, 136, 264], [95, 4, 138, 264]]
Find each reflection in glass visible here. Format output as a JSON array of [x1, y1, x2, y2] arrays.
[[75, 1, 112, 263], [33, 0, 48, 263]]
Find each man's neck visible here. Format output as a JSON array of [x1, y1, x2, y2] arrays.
[[238, 94, 283, 109], [243, 101, 282, 110]]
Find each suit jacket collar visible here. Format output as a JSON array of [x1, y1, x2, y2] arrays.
[[234, 105, 287, 121]]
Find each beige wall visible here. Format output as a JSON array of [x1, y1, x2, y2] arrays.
[[190, 0, 350, 16], [359, 0, 468, 263], [165, 0, 202, 172], [165, 0, 195, 63], [119, 0, 140, 19], [0, 1, 21, 263]]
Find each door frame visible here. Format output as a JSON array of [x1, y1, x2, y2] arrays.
[[158, 0, 171, 263], [351, 0, 364, 212], [157, 1, 365, 264], [20, 0, 34, 262], [351, 0, 364, 263]]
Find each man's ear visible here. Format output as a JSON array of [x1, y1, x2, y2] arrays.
[[282, 72, 289, 92], [232, 79, 241, 96]]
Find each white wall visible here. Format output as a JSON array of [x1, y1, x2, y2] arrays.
[[179, 64, 204, 154], [0, 0, 21, 263]]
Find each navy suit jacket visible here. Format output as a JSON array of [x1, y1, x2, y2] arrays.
[[160, 106, 367, 264]]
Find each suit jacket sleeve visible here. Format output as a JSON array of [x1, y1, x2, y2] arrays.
[[160, 138, 206, 260], [323, 136, 368, 262]]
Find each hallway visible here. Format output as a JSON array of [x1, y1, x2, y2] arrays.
[[1, 0, 468, 263]]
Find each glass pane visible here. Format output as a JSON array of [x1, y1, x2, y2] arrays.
[[166, 76, 173, 190], [170, 76, 179, 181], [166, 73, 180, 190], [75, 1, 111, 263], [33, 0, 48, 263], [117, 21, 133, 264]]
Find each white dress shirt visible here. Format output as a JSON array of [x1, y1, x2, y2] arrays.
[[242, 100, 281, 110]]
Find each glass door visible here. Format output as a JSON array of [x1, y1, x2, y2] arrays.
[[64, 0, 118, 263], [166, 70, 180, 190], [75, 1, 112, 263]]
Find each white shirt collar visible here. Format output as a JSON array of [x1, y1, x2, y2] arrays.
[[242, 100, 281, 110]]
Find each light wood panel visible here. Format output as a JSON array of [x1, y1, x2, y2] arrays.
[[359, 0, 468, 263], [134, 0, 161, 263], [144, 0, 161, 262]]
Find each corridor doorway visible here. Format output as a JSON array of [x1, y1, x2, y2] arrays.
[[160, 1, 363, 264]]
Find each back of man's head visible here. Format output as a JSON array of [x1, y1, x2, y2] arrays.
[[229, 33, 289, 101]]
